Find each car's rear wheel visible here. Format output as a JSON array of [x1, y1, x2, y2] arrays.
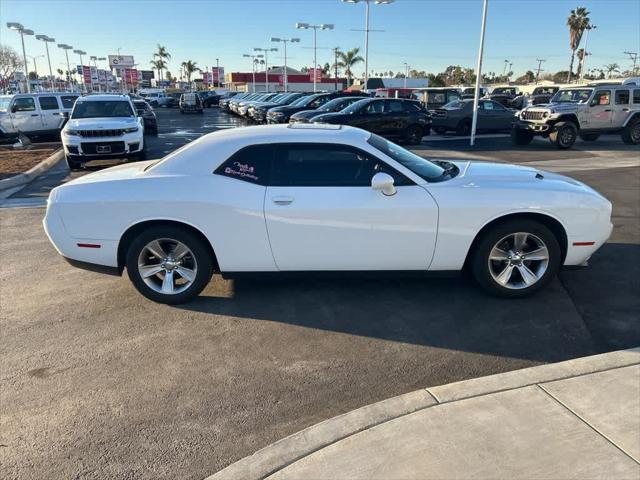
[[404, 125, 424, 145], [621, 117, 640, 145], [455, 119, 471, 136], [511, 127, 534, 145], [580, 133, 600, 141], [126, 226, 213, 304], [433, 126, 447, 135], [471, 219, 561, 298], [549, 121, 577, 149]]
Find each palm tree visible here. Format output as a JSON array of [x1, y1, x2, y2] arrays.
[[181, 60, 199, 84], [566, 7, 590, 82], [604, 63, 620, 79], [335, 48, 364, 87], [154, 45, 171, 81], [150, 59, 165, 85]]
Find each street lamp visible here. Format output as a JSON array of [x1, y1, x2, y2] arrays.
[[254, 47, 278, 92], [73, 49, 86, 91], [27, 55, 44, 89], [57, 43, 73, 91], [243, 53, 263, 92], [403, 62, 410, 89], [35, 34, 55, 91], [580, 24, 597, 83], [295, 22, 334, 92], [7, 22, 35, 93], [271, 37, 300, 92], [341, 0, 394, 91]]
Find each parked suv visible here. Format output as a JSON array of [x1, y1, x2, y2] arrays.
[[0, 92, 79, 141], [512, 78, 640, 148], [62, 94, 145, 169], [179, 93, 203, 113], [313, 98, 431, 144]]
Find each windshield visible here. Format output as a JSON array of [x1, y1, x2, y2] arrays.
[[367, 133, 445, 181], [443, 100, 466, 109], [341, 99, 371, 114], [0, 96, 11, 111], [290, 95, 313, 106], [71, 100, 134, 119], [551, 89, 592, 103]]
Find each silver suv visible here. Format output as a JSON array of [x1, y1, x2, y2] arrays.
[[511, 78, 640, 148]]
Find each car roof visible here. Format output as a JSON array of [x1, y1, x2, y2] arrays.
[[77, 94, 130, 102]]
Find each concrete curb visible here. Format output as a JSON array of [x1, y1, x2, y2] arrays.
[[207, 348, 640, 480], [0, 148, 64, 192]]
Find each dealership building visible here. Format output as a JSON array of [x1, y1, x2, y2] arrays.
[[225, 66, 346, 92]]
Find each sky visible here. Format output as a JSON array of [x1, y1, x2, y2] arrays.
[[1, 0, 639, 80]]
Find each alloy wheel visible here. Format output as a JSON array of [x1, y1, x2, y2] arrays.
[[137, 238, 198, 295], [488, 232, 549, 290]]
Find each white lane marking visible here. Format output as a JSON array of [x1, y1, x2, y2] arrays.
[[0, 197, 47, 209], [525, 157, 640, 173], [426, 133, 510, 141]]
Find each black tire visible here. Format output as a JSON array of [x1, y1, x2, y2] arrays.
[[471, 219, 561, 298], [66, 155, 83, 170], [579, 133, 600, 142], [455, 119, 471, 136], [549, 121, 577, 149], [621, 117, 640, 145], [433, 126, 447, 135], [404, 124, 424, 145], [126, 226, 214, 304], [511, 127, 534, 146]]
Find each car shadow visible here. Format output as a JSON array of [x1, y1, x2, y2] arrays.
[[176, 243, 639, 364]]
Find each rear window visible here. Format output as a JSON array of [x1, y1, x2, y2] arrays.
[[39, 96, 60, 110], [615, 90, 630, 105], [214, 145, 273, 185], [60, 95, 79, 108], [633, 90, 640, 104]]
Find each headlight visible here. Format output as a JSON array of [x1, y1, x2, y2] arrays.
[[123, 127, 139, 133], [64, 129, 79, 136]]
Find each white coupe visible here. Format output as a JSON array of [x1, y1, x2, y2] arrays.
[[44, 124, 612, 304]]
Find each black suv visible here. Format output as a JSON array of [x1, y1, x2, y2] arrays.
[[289, 96, 369, 124], [249, 92, 306, 123], [266, 93, 345, 124], [312, 98, 431, 144]]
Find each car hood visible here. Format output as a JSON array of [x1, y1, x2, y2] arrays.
[[269, 105, 310, 114], [66, 117, 139, 130], [61, 160, 157, 189]]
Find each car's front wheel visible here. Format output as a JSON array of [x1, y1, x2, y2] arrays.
[[404, 125, 424, 145], [549, 121, 577, 149], [471, 219, 561, 298], [126, 226, 214, 304], [621, 117, 640, 145]]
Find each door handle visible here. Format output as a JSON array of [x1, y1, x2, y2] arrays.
[[604, 109, 612, 112], [622, 108, 630, 112], [31, 114, 39, 117], [272, 196, 294, 206]]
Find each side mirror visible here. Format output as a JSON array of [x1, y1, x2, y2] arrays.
[[371, 172, 396, 196], [11, 105, 18, 113]]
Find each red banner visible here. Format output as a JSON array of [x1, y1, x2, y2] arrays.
[[82, 66, 91, 84], [308, 68, 322, 82]]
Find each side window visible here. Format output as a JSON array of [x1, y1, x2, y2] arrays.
[[363, 101, 384, 115], [214, 144, 273, 186], [12, 97, 36, 112], [615, 90, 630, 105], [634, 90, 640, 104], [271, 144, 411, 187], [403, 102, 422, 112], [60, 96, 79, 108], [481, 101, 494, 110], [39, 96, 60, 110], [387, 101, 404, 113], [591, 90, 611, 106]]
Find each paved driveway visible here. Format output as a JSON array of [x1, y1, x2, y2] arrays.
[[1, 110, 638, 479]]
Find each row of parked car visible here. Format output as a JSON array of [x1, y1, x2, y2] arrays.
[[221, 91, 433, 144]]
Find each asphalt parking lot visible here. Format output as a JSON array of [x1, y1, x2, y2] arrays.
[[1, 107, 639, 479]]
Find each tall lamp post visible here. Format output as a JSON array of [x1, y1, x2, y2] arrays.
[[35, 34, 55, 91], [580, 24, 597, 82], [254, 47, 278, 92], [271, 37, 300, 92], [470, 0, 489, 147], [27, 55, 44, 90], [73, 49, 86, 91], [295, 22, 334, 92], [57, 43, 73, 91], [341, 0, 394, 91], [403, 62, 410, 88], [6, 22, 34, 93], [243, 53, 263, 92]]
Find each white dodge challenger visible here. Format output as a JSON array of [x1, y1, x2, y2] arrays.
[[44, 124, 612, 304]]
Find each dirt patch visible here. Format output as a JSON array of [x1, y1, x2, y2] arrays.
[[0, 147, 59, 180]]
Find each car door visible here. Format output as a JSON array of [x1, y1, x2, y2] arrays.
[[38, 95, 65, 131], [264, 143, 439, 271], [612, 89, 631, 127], [350, 100, 386, 133], [482, 100, 513, 130], [9, 97, 43, 133], [383, 100, 406, 136], [586, 90, 614, 130]]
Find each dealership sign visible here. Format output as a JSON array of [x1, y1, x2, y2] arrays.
[[308, 68, 322, 82], [108, 55, 135, 68]]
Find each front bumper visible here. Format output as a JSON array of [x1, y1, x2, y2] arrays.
[[514, 119, 551, 133], [62, 131, 144, 160], [267, 115, 287, 124]]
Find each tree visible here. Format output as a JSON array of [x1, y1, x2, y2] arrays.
[[553, 70, 571, 83], [28, 71, 38, 80], [427, 73, 446, 87], [604, 63, 620, 78], [321, 62, 331, 76], [515, 70, 535, 84], [181, 60, 198, 84], [150, 59, 165, 84], [0, 44, 23, 90], [335, 48, 364, 86], [154, 44, 171, 81], [566, 7, 590, 82], [165, 70, 173, 81]]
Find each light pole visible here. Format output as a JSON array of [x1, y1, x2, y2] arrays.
[[403, 62, 409, 88], [216, 57, 220, 87], [271, 37, 300, 92], [341, 0, 394, 91], [243, 54, 263, 92], [35, 34, 55, 91], [27, 55, 44, 89], [295, 22, 334, 92], [57, 43, 73, 91], [7, 23, 35, 93], [254, 47, 278, 92], [73, 49, 86, 91], [470, 0, 489, 147], [580, 24, 597, 82]]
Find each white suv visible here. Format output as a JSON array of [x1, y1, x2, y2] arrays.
[[62, 94, 145, 170]]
